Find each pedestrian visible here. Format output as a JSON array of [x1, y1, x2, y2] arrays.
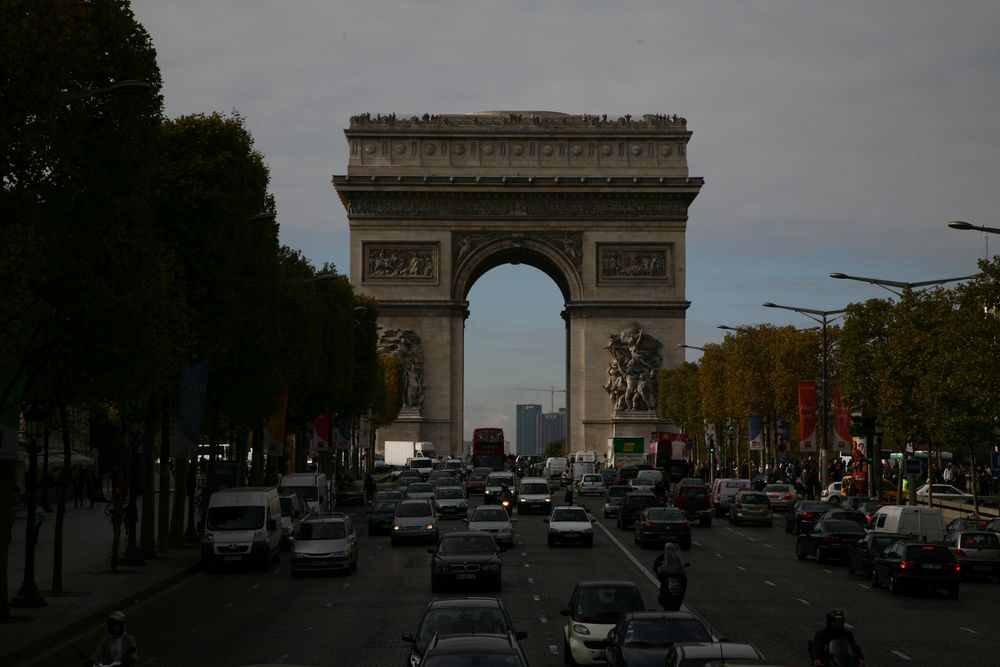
[[564, 482, 574, 506], [364, 473, 376, 502], [86, 470, 98, 508], [73, 469, 87, 508]]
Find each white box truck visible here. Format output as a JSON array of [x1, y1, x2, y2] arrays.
[[414, 441, 436, 459], [384, 441, 417, 467]]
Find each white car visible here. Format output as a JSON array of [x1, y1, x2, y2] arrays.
[[467, 504, 515, 548], [577, 474, 606, 496], [432, 486, 468, 519], [517, 478, 552, 514], [916, 484, 974, 502], [820, 482, 843, 505], [561, 581, 646, 665], [546, 506, 594, 547]]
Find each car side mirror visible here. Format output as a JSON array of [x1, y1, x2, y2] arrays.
[[401, 633, 415, 644]]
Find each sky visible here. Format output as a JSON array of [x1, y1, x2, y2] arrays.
[[132, 1, 1000, 450]]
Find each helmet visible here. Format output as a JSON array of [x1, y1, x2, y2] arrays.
[[825, 608, 845, 627], [107, 611, 126, 637], [108, 611, 126, 623]]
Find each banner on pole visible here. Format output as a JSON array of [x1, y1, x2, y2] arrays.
[[832, 384, 851, 453], [310, 412, 330, 452], [264, 395, 288, 457], [798, 381, 817, 452], [171, 361, 209, 459], [748, 416, 763, 451]]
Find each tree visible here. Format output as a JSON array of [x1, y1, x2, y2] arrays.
[[545, 439, 566, 458]]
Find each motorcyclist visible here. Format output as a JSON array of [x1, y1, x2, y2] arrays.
[[652, 542, 686, 608], [810, 608, 864, 667], [89, 611, 138, 666], [499, 483, 513, 510]]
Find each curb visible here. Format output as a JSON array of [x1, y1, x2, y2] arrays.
[[3, 557, 203, 667]]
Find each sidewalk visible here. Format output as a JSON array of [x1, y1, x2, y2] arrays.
[[2, 493, 201, 666]]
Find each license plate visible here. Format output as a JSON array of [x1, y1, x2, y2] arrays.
[[922, 564, 941, 570], [456, 573, 476, 580], [224, 556, 241, 561], [974, 565, 991, 571], [661, 534, 676, 540]]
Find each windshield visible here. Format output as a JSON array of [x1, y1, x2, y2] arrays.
[[410, 459, 433, 470], [520, 483, 550, 494], [422, 655, 522, 667], [439, 535, 497, 554], [298, 522, 346, 540], [397, 502, 432, 518], [408, 484, 433, 493], [206, 506, 264, 531], [626, 495, 658, 508], [608, 487, 630, 498], [622, 618, 711, 647], [573, 586, 644, 623], [436, 488, 464, 499], [646, 509, 685, 521], [739, 494, 768, 504], [487, 475, 514, 487], [959, 533, 999, 548], [471, 508, 509, 523], [552, 509, 589, 522], [419, 608, 509, 641], [372, 501, 399, 514], [279, 485, 317, 501]]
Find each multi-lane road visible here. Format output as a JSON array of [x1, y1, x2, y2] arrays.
[[31, 490, 998, 666]]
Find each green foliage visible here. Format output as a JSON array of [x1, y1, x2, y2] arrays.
[[371, 356, 404, 428], [545, 438, 566, 458]]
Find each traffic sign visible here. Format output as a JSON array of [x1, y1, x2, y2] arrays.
[[905, 458, 921, 476], [991, 451, 1000, 479], [686, 438, 694, 450]]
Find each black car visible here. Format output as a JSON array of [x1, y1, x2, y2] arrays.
[[946, 514, 994, 534], [419, 633, 528, 667], [785, 500, 829, 535], [847, 532, 897, 579], [615, 466, 641, 485], [337, 481, 365, 506], [818, 508, 868, 530], [604, 611, 713, 667], [795, 519, 866, 563], [634, 507, 692, 550], [429, 531, 504, 592], [367, 499, 400, 536], [872, 542, 961, 597], [600, 468, 618, 487], [402, 597, 527, 667], [617, 492, 660, 530]]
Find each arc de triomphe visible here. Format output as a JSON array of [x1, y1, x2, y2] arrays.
[[333, 111, 703, 458]]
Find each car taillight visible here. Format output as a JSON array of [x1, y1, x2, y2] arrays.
[[899, 559, 916, 569], [801, 512, 811, 518], [783, 493, 793, 499], [680, 522, 690, 529], [644, 521, 656, 528], [735, 503, 742, 509], [953, 562, 961, 572], [955, 548, 966, 558]]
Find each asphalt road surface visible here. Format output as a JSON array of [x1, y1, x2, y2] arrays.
[[27, 491, 998, 667]]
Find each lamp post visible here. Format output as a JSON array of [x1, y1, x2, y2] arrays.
[[762, 302, 846, 489], [949, 220, 1000, 258], [118, 421, 145, 565], [829, 272, 979, 297], [677, 344, 705, 352], [11, 404, 47, 607]]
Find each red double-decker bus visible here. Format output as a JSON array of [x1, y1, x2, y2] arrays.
[[472, 428, 506, 471]]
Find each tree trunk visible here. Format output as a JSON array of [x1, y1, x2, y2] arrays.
[[52, 403, 71, 594], [0, 459, 16, 619], [110, 427, 125, 573], [140, 397, 157, 559], [158, 399, 172, 553], [169, 457, 186, 548], [251, 422, 264, 486]]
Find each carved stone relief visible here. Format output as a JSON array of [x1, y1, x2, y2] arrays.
[[453, 231, 583, 275], [377, 328, 425, 410], [603, 324, 662, 413], [598, 244, 673, 284], [363, 243, 438, 283]]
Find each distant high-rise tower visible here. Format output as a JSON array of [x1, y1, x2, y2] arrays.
[[538, 408, 567, 454], [516, 404, 543, 456]]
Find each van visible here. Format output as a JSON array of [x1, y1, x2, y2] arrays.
[[279, 472, 330, 514], [202, 487, 282, 568], [869, 505, 946, 543], [712, 478, 751, 517], [408, 456, 434, 480], [544, 457, 567, 481]]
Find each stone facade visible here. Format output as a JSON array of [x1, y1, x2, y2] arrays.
[[333, 111, 703, 458]]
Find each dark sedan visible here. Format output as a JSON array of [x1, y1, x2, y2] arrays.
[[367, 499, 400, 536], [429, 531, 504, 592], [617, 492, 660, 530], [604, 611, 713, 667], [818, 508, 868, 530], [785, 500, 829, 535], [337, 481, 366, 506], [872, 542, 961, 597], [419, 634, 528, 667], [634, 507, 692, 550], [402, 596, 527, 667], [847, 532, 897, 579], [795, 519, 866, 563]]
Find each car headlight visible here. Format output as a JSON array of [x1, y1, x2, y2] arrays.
[[544, 497, 551, 502], [203, 531, 214, 543], [572, 624, 591, 636], [482, 563, 500, 572], [485, 489, 493, 495], [519, 497, 526, 503], [253, 528, 266, 539], [434, 563, 451, 573], [393, 524, 402, 531], [426, 523, 435, 530]]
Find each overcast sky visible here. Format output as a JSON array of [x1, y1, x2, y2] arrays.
[[132, 1, 1000, 450]]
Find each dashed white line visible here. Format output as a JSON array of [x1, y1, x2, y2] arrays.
[[747, 536, 758, 542], [548, 645, 559, 655], [692, 540, 701, 547], [521, 552, 528, 556], [762, 543, 774, 549], [528, 577, 535, 584], [343, 582, 351, 588], [764, 580, 776, 587], [714, 553, 723, 559], [252, 583, 261, 589], [796, 598, 810, 605], [857, 584, 870, 590], [540, 616, 548, 624], [325, 602, 333, 608], [959, 626, 978, 634], [737, 566, 747, 572], [892, 650, 912, 660], [524, 563, 530, 568], [823, 569, 833, 574], [533, 595, 540, 602]]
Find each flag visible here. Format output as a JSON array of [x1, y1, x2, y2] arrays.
[[263, 395, 288, 457], [310, 411, 330, 451], [832, 384, 851, 452], [798, 381, 817, 452], [0, 366, 25, 460], [172, 361, 209, 459], [748, 416, 763, 451]]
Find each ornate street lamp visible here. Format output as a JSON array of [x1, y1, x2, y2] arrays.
[[11, 404, 48, 607]]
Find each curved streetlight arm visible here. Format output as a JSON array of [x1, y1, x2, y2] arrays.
[[56, 79, 154, 103], [830, 271, 980, 296], [677, 344, 705, 352], [761, 302, 846, 326], [949, 220, 1000, 234]]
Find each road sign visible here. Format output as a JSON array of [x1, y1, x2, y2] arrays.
[[686, 438, 694, 450], [991, 451, 1000, 479], [905, 458, 921, 476]]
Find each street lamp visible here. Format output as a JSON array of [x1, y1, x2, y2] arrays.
[[948, 220, 1000, 258], [718, 324, 819, 332], [762, 302, 847, 489], [677, 344, 705, 352], [56, 79, 154, 102], [829, 272, 978, 297], [11, 404, 47, 608]]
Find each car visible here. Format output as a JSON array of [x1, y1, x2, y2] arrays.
[[337, 481, 366, 505], [872, 541, 961, 597], [402, 597, 527, 667], [846, 532, 898, 579], [945, 513, 994, 534], [434, 486, 469, 519], [278, 493, 309, 548], [762, 483, 798, 512], [561, 581, 646, 665], [397, 469, 422, 484], [729, 490, 773, 527], [785, 500, 829, 535], [604, 612, 714, 667], [628, 477, 655, 494], [290, 514, 358, 576], [664, 642, 770, 667], [855, 499, 887, 527], [367, 499, 400, 536], [466, 504, 515, 548], [671, 482, 713, 527], [434, 476, 465, 493], [916, 484, 974, 503], [483, 472, 517, 504], [418, 633, 529, 667], [427, 469, 456, 488], [795, 519, 866, 563], [546, 505, 595, 547], [578, 473, 607, 496], [617, 492, 660, 530], [391, 499, 439, 546], [396, 477, 417, 494], [987, 518, 1000, 534], [600, 468, 618, 487], [711, 478, 751, 516], [614, 466, 641, 486], [405, 482, 436, 500], [603, 485, 631, 518], [429, 531, 504, 592], [820, 482, 843, 506], [817, 508, 868, 530], [464, 471, 489, 495], [372, 489, 404, 504], [944, 530, 1000, 579], [634, 507, 692, 549], [517, 477, 553, 514]]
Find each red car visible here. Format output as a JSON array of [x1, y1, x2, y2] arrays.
[[464, 471, 489, 495], [671, 483, 713, 527]]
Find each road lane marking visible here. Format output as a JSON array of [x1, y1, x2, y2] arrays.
[[737, 566, 746, 571], [892, 650, 912, 660], [959, 626, 977, 634], [593, 521, 659, 587], [714, 553, 723, 558], [252, 583, 261, 589], [762, 543, 774, 548], [796, 598, 810, 605], [343, 582, 351, 588], [549, 645, 559, 655], [540, 616, 548, 624], [325, 602, 333, 607], [533, 595, 541, 601], [692, 540, 701, 546], [823, 569, 833, 574], [524, 563, 530, 568], [857, 584, 870, 590], [747, 536, 758, 542], [522, 552, 528, 556], [764, 580, 776, 587], [528, 577, 535, 584]]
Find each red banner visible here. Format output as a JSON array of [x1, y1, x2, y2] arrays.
[[797, 381, 817, 452], [832, 384, 851, 453]]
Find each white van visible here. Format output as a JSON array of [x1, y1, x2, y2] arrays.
[[711, 478, 751, 517], [544, 457, 567, 480], [279, 473, 330, 514], [869, 506, 945, 543], [408, 456, 435, 480], [202, 486, 282, 568]]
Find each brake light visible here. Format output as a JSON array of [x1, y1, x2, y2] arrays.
[[735, 502, 742, 509], [783, 493, 792, 499], [801, 512, 811, 518], [644, 521, 656, 529], [953, 562, 961, 572], [954, 548, 966, 558], [899, 559, 916, 570], [680, 522, 690, 529]]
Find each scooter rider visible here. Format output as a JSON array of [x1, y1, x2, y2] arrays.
[[810, 608, 864, 667], [652, 542, 686, 608], [89, 611, 138, 666]]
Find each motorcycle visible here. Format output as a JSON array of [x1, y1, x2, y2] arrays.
[[656, 564, 689, 611], [500, 495, 513, 516], [806, 638, 860, 667], [78, 650, 137, 667]]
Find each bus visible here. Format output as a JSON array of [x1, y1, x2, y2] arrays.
[[472, 428, 506, 471]]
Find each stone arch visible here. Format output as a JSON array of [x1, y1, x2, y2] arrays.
[[452, 234, 583, 303]]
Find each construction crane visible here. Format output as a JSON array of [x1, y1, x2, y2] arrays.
[[515, 386, 567, 413]]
